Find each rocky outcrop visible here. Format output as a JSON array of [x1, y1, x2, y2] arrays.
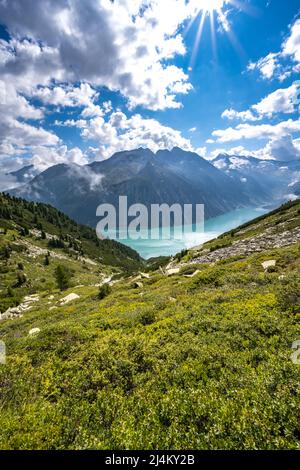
[[0, 295, 40, 321], [60, 293, 80, 305], [189, 226, 300, 265]]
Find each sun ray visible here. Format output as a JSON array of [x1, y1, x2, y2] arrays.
[[209, 10, 218, 61], [217, 7, 247, 60], [183, 9, 200, 37], [187, 0, 251, 65], [228, 0, 261, 17], [189, 10, 206, 68]]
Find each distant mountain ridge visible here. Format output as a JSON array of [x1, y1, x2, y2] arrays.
[[7, 164, 39, 185], [212, 153, 300, 202], [11, 147, 268, 229]]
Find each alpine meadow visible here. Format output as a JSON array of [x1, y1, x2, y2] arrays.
[[1, 0, 300, 459]]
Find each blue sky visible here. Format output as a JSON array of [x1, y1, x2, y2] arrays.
[[0, 0, 300, 177]]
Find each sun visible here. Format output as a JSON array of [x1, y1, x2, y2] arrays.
[[187, 0, 249, 67], [198, 0, 225, 12]]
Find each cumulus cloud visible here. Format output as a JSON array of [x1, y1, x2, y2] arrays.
[[57, 111, 194, 159], [248, 53, 280, 80], [0, 118, 59, 149], [0, 81, 43, 120], [30, 145, 88, 171], [222, 83, 300, 123], [0, 0, 194, 111], [248, 20, 300, 81], [212, 118, 300, 143], [252, 84, 300, 116], [283, 19, 300, 64], [263, 135, 300, 162], [222, 108, 258, 122], [34, 83, 97, 107], [0, 0, 201, 174], [210, 136, 300, 163]]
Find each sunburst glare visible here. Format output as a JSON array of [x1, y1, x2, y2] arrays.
[[198, 0, 225, 12], [187, 0, 249, 68]]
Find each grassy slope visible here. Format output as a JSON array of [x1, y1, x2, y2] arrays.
[[0, 192, 143, 271], [0, 199, 299, 449]]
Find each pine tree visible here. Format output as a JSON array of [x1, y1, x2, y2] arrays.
[[16, 272, 27, 287], [55, 265, 73, 291], [4, 246, 11, 259]]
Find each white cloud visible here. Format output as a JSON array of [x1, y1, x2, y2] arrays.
[[283, 20, 300, 64], [30, 145, 88, 171], [248, 53, 280, 80], [262, 135, 300, 162], [247, 20, 300, 81], [222, 83, 300, 123], [222, 108, 258, 122], [103, 101, 113, 114], [0, 0, 194, 111], [58, 111, 194, 159], [210, 136, 300, 162], [0, 0, 199, 175], [213, 118, 300, 143], [0, 118, 59, 149], [195, 146, 206, 158], [34, 83, 98, 108], [210, 146, 256, 161], [252, 84, 300, 116], [294, 137, 300, 152], [0, 81, 43, 120]]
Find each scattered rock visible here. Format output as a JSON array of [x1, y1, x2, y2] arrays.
[[188, 226, 300, 266], [140, 272, 150, 279], [24, 295, 39, 303], [97, 275, 113, 287], [132, 281, 143, 289], [20, 240, 68, 261], [166, 268, 180, 276], [184, 270, 200, 278], [0, 294, 40, 321], [29, 328, 40, 336], [262, 260, 277, 270], [78, 256, 98, 266], [60, 293, 80, 305]]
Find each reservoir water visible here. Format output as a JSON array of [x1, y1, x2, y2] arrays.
[[111, 207, 267, 259]]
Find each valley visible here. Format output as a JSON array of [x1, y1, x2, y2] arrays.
[[0, 194, 300, 449]]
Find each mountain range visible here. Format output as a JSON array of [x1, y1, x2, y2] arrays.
[[8, 147, 277, 229], [212, 153, 300, 202]]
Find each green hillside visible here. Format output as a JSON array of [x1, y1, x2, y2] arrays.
[[0, 197, 300, 450], [0, 192, 142, 270]]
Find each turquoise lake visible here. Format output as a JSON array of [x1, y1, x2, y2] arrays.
[[109, 207, 267, 259]]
